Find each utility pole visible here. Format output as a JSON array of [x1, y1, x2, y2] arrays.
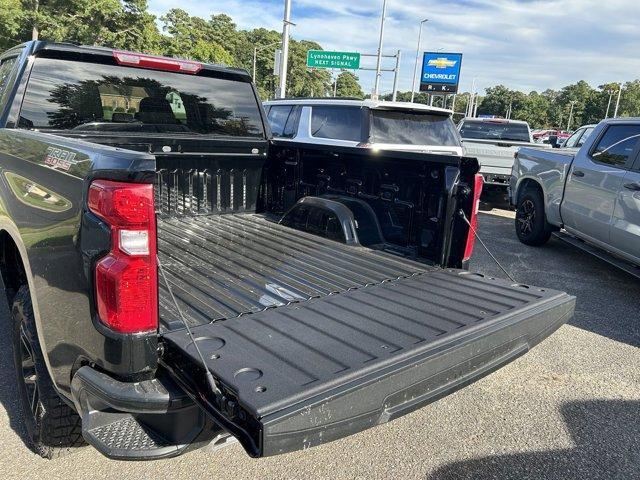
[[567, 101, 576, 131], [32, 0, 39, 40], [613, 83, 622, 118], [373, 0, 387, 100], [410, 19, 428, 103], [391, 50, 401, 101], [333, 71, 338, 97], [277, 0, 292, 99]]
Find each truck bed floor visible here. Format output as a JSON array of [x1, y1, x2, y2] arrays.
[[157, 213, 433, 330]]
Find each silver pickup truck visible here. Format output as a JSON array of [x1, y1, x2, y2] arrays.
[[459, 118, 543, 190], [510, 118, 640, 272]]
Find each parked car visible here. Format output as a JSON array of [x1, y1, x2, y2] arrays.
[[511, 118, 640, 274], [458, 118, 543, 191], [263, 98, 464, 156], [533, 129, 571, 147], [0, 41, 574, 461], [559, 124, 596, 150]]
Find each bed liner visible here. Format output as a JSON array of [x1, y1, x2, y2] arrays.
[[157, 213, 434, 329]]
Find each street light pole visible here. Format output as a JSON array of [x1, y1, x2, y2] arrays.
[[613, 83, 622, 118], [277, 0, 292, 99], [567, 101, 576, 131], [373, 0, 388, 100], [605, 90, 613, 118], [467, 77, 477, 117], [410, 19, 428, 103]]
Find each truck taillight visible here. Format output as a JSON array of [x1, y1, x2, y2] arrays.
[[113, 51, 202, 74], [88, 180, 158, 334], [463, 174, 484, 262]]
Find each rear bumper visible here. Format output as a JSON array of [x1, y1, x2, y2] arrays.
[[70, 367, 228, 460], [481, 172, 511, 187]]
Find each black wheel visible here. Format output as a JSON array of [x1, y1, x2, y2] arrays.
[[515, 189, 553, 246], [11, 285, 85, 458]]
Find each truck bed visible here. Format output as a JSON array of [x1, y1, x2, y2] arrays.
[[157, 214, 575, 457], [157, 213, 433, 329]]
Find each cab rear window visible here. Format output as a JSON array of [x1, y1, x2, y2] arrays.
[[459, 120, 530, 142], [311, 106, 363, 142], [18, 57, 265, 137], [369, 110, 460, 146]]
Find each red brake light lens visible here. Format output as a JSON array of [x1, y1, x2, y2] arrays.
[[89, 180, 157, 334], [113, 51, 202, 74], [463, 174, 484, 262]]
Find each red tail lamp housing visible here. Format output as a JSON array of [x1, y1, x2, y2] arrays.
[[463, 174, 484, 262], [113, 50, 202, 74], [88, 180, 158, 334]]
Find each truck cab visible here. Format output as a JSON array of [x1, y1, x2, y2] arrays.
[[458, 117, 538, 189]]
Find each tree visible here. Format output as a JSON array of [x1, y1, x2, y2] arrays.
[[618, 80, 640, 117], [160, 9, 234, 64], [21, 0, 160, 51], [285, 40, 332, 98], [335, 71, 363, 98], [0, 0, 23, 50]]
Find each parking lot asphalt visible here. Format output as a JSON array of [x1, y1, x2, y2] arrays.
[[0, 206, 638, 480]]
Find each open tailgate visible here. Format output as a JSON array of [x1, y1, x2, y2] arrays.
[[160, 269, 575, 457]]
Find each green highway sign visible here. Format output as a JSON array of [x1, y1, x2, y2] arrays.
[[307, 50, 361, 70]]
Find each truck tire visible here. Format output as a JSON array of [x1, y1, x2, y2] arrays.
[[11, 285, 85, 458], [515, 189, 553, 246]]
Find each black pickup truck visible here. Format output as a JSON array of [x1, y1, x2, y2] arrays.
[[0, 41, 575, 460]]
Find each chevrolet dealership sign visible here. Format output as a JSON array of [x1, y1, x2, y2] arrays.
[[420, 52, 463, 94]]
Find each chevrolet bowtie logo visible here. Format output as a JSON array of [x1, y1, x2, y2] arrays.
[[427, 57, 457, 69]]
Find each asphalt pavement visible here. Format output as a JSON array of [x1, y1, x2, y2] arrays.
[[0, 204, 638, 479]]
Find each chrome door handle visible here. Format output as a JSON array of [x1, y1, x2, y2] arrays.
[[623, 182, 640, 191], [572, 170, 585, 177]]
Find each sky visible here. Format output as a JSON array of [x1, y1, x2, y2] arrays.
[[148, 0, 640, 95]]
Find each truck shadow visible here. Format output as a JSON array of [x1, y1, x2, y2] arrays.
[[473, 213, 640, 348], [427, 399, 640, 480]]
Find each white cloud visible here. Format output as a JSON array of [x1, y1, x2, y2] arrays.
[[148, 0, 640, 95]]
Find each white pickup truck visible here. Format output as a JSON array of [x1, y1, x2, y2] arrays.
[[459, 118, 542, 191], [510, 118, 640, 276]]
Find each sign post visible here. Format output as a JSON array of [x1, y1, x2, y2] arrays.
[[419, 52, 463, 94], [307, 50, 361, 70]]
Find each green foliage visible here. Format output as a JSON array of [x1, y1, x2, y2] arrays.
[[335, 71, 364, 98]]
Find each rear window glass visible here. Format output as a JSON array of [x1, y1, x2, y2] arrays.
[[459, 120, 530, 142], [311, 106, 362, 142], [19, 57, 264, 137], [370, 110, 460, 146]]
